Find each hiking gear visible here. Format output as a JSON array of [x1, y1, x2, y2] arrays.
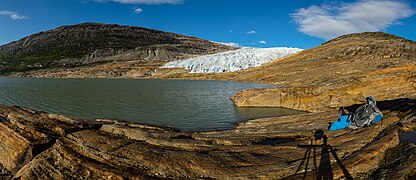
[[328, 107, 352, 131], [329, 96, 383, 131]]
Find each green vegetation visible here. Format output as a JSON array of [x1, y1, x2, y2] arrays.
[[0, 23, 233, 74]]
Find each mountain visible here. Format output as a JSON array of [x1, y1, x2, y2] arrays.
[[161, 32, 416, 112], [161, 47, 302, 73], [231, 32, 416, 111], [0, 32, 415, 179], [0, 22, 235, 74], [222, 32, 416, 84]]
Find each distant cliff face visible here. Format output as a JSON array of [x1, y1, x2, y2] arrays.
[[0, 23, 236, 74]]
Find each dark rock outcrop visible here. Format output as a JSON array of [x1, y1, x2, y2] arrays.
[[367, 143, 416, 179]]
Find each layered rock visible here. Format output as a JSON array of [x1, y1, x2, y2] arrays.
[[1, 98, 415, 179], [232, 73, 416, 112], [0, 105, 100, 176]]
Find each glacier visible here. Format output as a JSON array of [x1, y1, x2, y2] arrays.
[[161, 47, 303, 73]]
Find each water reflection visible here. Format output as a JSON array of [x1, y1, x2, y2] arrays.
[[0, 78, 303, 131], [235, 107, 304, 123]]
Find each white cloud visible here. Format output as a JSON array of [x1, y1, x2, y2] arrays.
[[213, 41, 240, 47], [259, 40, 267, 44], [94, 0, 183, 4], [0, 11, 28, 20], [134, 7, 143, 14], [291, 0, 415, 39], [247, 30, 256, 34]]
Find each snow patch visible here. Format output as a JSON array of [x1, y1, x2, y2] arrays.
[[162, 47, 303, 73]]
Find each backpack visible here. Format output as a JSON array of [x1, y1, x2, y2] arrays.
[[329, 96, 383, 131]]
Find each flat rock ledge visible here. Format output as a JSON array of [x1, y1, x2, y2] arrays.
[[0, 98, 415, 179]]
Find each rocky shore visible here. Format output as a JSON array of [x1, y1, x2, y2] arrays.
[[1, 32, 415, 179], [1, 97, 415, 179]]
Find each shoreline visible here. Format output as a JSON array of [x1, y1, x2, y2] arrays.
[[1, 32, 416, 178], [0, 74, 277, 86], [1, 97, 415, 179], [0, 76, 285, 133]]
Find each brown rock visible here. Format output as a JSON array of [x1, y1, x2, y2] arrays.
[[1, 98, 415, 179], [0, 105, 99, 175], [1, 32, 416, 179]]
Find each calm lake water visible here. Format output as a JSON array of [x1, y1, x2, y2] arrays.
[[0, 78, 302, 131]]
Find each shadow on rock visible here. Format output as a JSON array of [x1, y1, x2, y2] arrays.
[[289, 130, 353, 180], [345, 98, 416, 113]]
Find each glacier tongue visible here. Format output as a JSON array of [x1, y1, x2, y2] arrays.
[[161, 47, 303, 73]]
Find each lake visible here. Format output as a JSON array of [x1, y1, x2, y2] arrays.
[[0, 78, 302, 131]]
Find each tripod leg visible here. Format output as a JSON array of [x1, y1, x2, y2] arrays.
[[295, 145, 310, 174], [313, 140, 318, 178], [302, 146, 311, 179], [329, 147, 353, 180]]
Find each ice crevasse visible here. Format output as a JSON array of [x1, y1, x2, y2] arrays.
[[162, 47, 303, 73]]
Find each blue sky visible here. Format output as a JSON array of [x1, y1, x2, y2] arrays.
[[0, 0, 415, 49]]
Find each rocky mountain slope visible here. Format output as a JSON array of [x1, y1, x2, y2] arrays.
[[0, 23, 235, 74], [159, 32, 416, 112], [162, 47, 303, 73]]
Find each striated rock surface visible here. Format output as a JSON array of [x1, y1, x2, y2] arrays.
[[0, 97, 415, 179], [0, 105, 101, 176]]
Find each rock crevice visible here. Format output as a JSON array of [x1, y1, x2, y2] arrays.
[[0, 98, 415, 179]]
